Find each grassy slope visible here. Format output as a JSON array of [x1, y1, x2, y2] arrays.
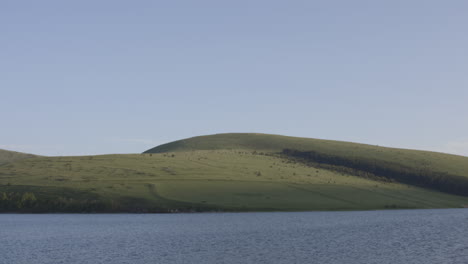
[[1, 133, 468, 212], [145, 133, 468, 177], [1, 148, 468, 212], [0, 149, 37, 165]]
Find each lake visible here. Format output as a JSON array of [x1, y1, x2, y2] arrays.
[[1, 209, 467, 264]]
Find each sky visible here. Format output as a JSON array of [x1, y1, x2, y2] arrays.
[[1, 0, 467, 156]]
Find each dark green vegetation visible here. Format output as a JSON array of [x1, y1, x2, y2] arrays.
[[2, 133, 468, 212], [282, 149, 468, 196]]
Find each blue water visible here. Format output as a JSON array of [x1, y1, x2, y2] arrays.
[[1, 209, 468, 264]]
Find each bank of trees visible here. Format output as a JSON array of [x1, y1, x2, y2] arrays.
[[0, 191, 111, 213], [0, 190, 219, 213], [281, 149, 468, 196]]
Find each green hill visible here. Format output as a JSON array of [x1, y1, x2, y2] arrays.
[[145, 133, 468, 196], [145, 133, 468, 177], [1, 133, 468, 213], [0, 149, 37, 165]]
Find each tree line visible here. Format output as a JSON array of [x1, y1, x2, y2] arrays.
[[0, 191, 112, 213], [281, 148, 468, 196], [0, 190, 225, 213]]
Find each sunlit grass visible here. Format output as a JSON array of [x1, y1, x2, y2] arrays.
[[1, 149, 468, 212]]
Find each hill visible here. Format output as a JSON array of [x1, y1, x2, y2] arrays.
[[0, 149, 37, 165], [144, 133, 468, 176], [1, 133, 468, 213], [145, 133, 468, 196]]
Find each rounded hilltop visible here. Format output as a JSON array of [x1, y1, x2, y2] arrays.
[[143, 133, 366, 154], [143, 133, 468, 173]]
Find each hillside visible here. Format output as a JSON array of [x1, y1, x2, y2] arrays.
[[145, 133, 468, 196], [1, 133, 468, 213], [144, 133, 468, 176], [0, 149, 37, 165]]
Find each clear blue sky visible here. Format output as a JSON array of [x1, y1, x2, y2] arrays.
[[1, 0, 467, 156]]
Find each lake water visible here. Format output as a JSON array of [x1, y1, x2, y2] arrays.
[[1, 209, 468, 264]]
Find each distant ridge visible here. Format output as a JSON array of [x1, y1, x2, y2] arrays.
[[0, 149, 37, 165], [144, 133, 366, 153]]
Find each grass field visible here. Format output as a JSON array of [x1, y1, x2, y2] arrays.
[[2, 141, 468, 212], [145, 133, 468, 177], [146, 133, 468, 197]]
